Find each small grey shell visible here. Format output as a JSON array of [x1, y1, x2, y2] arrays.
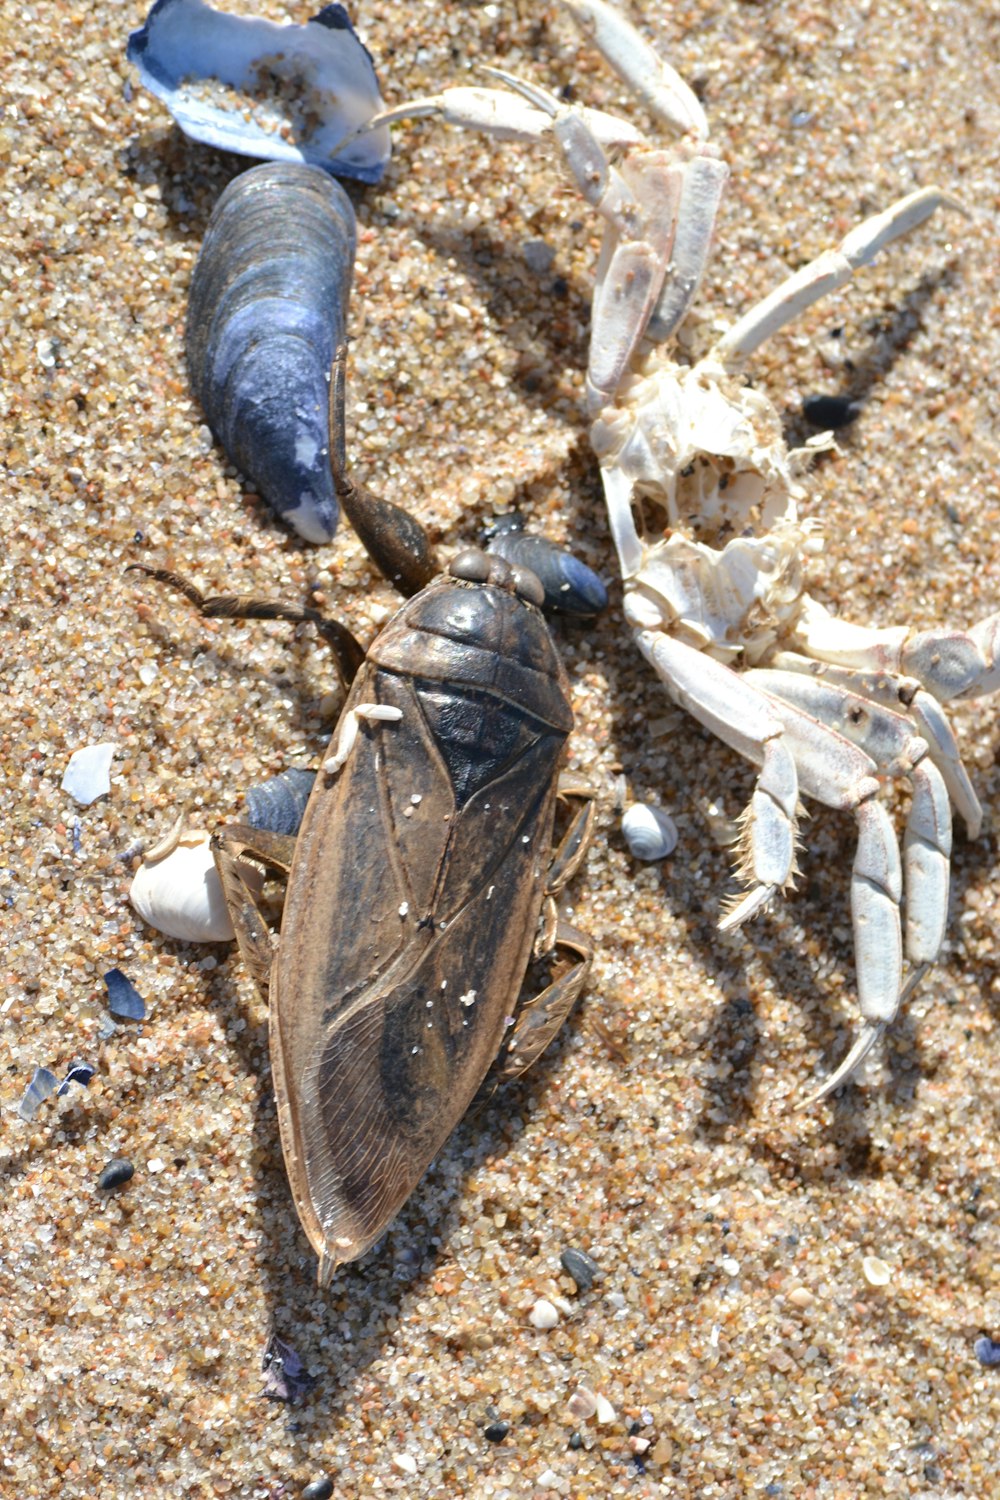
[[246, 767, 317, 837], [622, 803, 678, 861], [187, 163, 357, 544], [483, 514, 608, 618]]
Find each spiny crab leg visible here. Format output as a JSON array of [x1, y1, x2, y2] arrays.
[[746, 669, 952, 964], [745, 669, 954, 1101], [634, 630, 803, 923], [638, 631, 928, 1099], [710, 186, 966, 368]]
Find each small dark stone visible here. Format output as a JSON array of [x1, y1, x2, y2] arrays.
[[560, 1246, 600, 1293], [301, 1478, 334, 1500], [483, 1421, 509, 1444], [97, 1157, 135, 1191], [802, 394, 859, 429], [568, 1432, 584, 1450], [974, 1334, 1000, 1367]]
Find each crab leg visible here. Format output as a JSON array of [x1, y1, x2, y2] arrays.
[[747, 668, 952, 967], [793, 596, 999, 831], [635, 630, 800, 917], [355, 83, 647, 152], [709, 186, 964, 368], [767, 647, 983, 837], [640, 633, 913, 1095], [562, 0, 709, 141]]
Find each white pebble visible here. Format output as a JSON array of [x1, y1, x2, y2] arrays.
[[862, 1255, 892, 1287], [621, 802, 678, 861], [594, 1393, 617, 1425], [61, 742, 117, 805], [720, 1256, 740, 1277], [392, 1453, 417, 1475], [138, 662, 158, 686], [536, 1468, 560, 1489], [529, 1297, 560, 1330]]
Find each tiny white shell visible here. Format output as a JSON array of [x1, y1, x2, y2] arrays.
[[129, 829, 256, 942], [621, 802, 678, 861]]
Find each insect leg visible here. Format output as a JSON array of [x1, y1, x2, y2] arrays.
[[492, 783, 596, 1083], [493, 915, 594, 1083], [212, 823, 297, 1003], [126, 564, 365, 688], [328, 342, 440, 597]]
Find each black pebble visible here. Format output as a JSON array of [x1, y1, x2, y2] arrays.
[[484, 1421, 509, 1444], [802, 394, 859, 429], [568, 1432, 584, 1450], [97, 1157, 135, 1191], [560, 1246, 600, 1293], [301, 1478, 334, 1500]]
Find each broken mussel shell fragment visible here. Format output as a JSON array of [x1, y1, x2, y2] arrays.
[[129, 827, 262, 942], [126, 0, 390, 182], [16, 1062, 95, 1122], [246, 767, 317, 838], [482, 513, 608, 619], [186, 163, 357, 543]]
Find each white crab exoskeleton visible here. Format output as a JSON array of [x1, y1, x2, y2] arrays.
[[358, 0, 998, 1100]]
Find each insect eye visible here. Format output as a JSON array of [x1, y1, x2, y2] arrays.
[[511, 565, 545, 608], [449, 548, 492, 583]]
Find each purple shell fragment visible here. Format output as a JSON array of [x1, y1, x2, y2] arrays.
[[126, 0, 390, 182], [103, 968, 147, 1021], [260, 1334, 317, 1403]]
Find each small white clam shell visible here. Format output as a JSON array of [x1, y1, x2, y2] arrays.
[[130, 829, 248, 942], [622, 802, 678, 861]]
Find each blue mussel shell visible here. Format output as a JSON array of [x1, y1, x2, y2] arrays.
[[187, 163, 357, 543]]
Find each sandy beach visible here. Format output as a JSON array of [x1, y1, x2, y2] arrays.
[[3, 1, 999, 1495]]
